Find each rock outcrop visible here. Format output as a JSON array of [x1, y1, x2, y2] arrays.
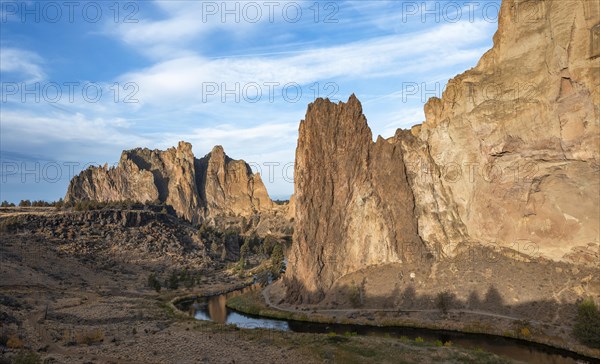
[[286, 96, 425, 303], [66, 142, 273, 223], [196, 145, 273, 217], [1, 208, 210, 268], [286, 0, 599, 303]]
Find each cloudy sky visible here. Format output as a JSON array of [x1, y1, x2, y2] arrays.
[[1, 0, 500, 202]]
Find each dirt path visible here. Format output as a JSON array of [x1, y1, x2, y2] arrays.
[[261, 284, 540, 322]]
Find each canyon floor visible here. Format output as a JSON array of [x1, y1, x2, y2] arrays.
[[0, 207, 521, 364]]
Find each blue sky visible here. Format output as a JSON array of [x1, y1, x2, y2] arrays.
[[0, 0, 501, 202]]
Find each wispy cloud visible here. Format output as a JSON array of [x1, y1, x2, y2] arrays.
[[0, 48, 45, 82], [107, 0, 307, 59], [0, 109, 150, 161], [120, 19, 494, 108], [178, 122, 298, 154]]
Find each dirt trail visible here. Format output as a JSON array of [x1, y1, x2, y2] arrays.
[[262, 284, 542, 322]]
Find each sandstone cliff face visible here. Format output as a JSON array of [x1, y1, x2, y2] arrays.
[[66, 142, 273, 223], [417, 0, 599, 262], [196, 146, 273, 217], [287, 96, 423, 303], [286, 0, 599, 303]]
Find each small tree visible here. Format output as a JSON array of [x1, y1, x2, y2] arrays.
[[270, 243, 284, 275], [18, 200, 32, 207], [574, 298, 600, 348], [193, 271, 203, 286], [210, 242, 219, 256], [11, 350, 41, 364], [167, 271, 179, 290], [240, 241, 250, 260], [246, 233, 260, 254], [220, 247, 228, 261], [147, 273, 161, 292], [261, 235, 277, 256], [181, 269, 195, 290], [236, 258, 246, 273]]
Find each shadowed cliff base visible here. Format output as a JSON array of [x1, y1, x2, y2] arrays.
[[277, 244, 599, 355], [282, 245, 598, 313]]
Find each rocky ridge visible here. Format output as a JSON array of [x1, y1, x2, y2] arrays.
[[1, 208, 210, 270]]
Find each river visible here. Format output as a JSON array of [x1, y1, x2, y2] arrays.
[[177, 285, 597, 364]]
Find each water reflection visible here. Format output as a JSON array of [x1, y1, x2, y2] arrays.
[[188, 285, 290, 330], [211, 310, 290, 331], [207, 295, 227, 323]]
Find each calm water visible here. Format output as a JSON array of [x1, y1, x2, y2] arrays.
[[179, 286, 598, 364]]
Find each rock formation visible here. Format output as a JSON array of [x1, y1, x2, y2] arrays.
[[66, 142, 273, 224], [196, 145, 273, 217], [287, 96, 425, 303], [286, 0, 599, 303]]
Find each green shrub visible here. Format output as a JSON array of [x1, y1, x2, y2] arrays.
[[238, 258, 246, 270], [11, 350, 41, 364], [181, 269, 197, 289], [511, 320, 532, 338], [167, 271, 179, 290], [246, 234, 261, 254], [152, 269, 202, 291], [347, 282, 361, 308], [240, 241, 250, 260], [261, 235, 278, 256], [75, 329, 104, 345], [574, 298, 600, 348], [520, 327, 531, 337], [31, 200, 51, 207], [0, 217, 22, 233], [6, 335, 24, 348], [270, 243, 284, 275], [147, 273, 161, 292]]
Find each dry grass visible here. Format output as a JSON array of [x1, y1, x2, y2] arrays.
[[6, 334, 24, 349]]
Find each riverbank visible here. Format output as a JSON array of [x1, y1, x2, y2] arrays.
[[226, 283, 600, 361]]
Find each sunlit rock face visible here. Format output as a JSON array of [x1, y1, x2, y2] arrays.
[[285, 0, 599, 303], [66, 142, 273, 224], [196, 145, 273, 219], [285, 96, 424, 303]]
